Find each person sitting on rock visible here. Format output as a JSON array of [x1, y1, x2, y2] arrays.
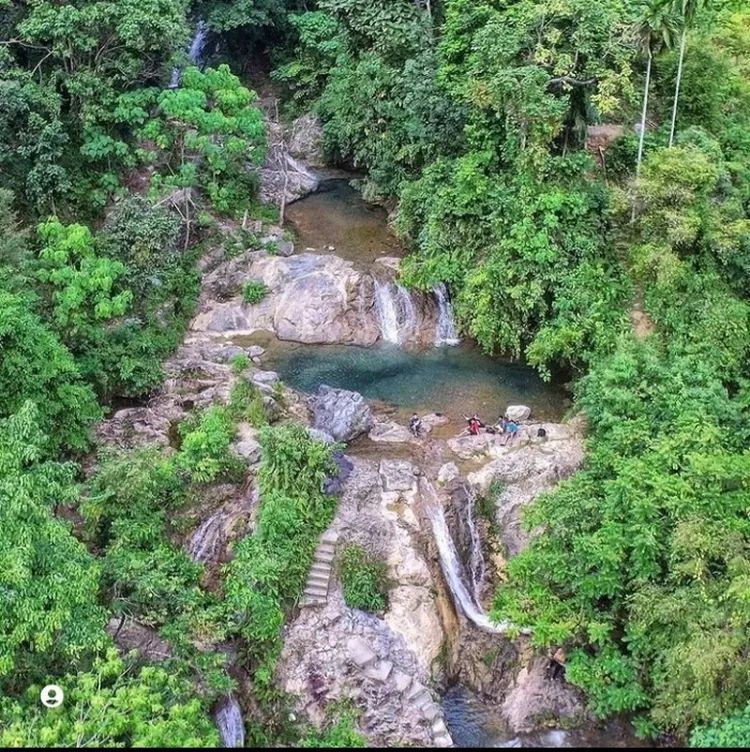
[[547, 647, 566, 681], [503, 420, 519, 445], [468, 414, 484, 436], [494, 416, 509, 435], [408, 413, 423, 437]]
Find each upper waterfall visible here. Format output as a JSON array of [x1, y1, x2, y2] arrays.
[[374, 279, 418, 345], [169, 21, 208, 88]]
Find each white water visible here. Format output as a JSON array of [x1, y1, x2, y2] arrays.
[[169, 21, 208, 88], [463, 486, 487, 604], [420, 479, 510, 633], [214, 694, 245, 748], [374, 280, 418, 345], [434, 283, 460, 347], [187, 510, 228, 563]]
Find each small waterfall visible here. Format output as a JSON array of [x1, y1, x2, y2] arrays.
[[464, 487, 487, 604], [374, 280, 418, 345], [434, 283, 460, 347], [187, 510, 228, 563], [169, 21, 208, 88], [214, 694, 245, 748], [420, 479, 510, 633]]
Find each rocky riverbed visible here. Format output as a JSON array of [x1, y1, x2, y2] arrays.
[[93, 118, 638, 748]]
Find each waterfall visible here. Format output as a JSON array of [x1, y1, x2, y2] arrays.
[[464, 486, 487, 604], [214, 694, 245, 748], [434, 283, 460, 347], [187, 510, 228, 563], [420, 479, 510, 634], [374, 280, 418, 345], [169, 21, 208, 89]]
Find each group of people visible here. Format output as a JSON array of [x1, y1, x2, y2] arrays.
[[462, 413, 521, 444], [408, 411, 535, 445]]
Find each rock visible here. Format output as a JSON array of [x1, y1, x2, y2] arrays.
[[247, 345, 265, 358], [233, 440, 261, 463], [107, 616, 173, 661], [422, 703, 441, 722], [447, 433, 504, 461], [347, 636, 378, 668], [323, 451, 354, 496], [501, 657, 585, 733], [369, 421, 413, 443], [287, 113, 325, 167], [276, 240, 295, 257], [258, 119, 319, 206], [393, 671, 412, 693], [385, 586, 444, 671], [252, 370, 280, 387], [308, 427, 336, 445], [310, 385, 374, 442], [437, 462, 459, 486], [506, 404, 531, 421], [379, 460, 415, 492], [364, 660, 393, 683], [420, 413, 450, 434]]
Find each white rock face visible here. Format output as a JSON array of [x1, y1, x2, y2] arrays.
[[310, 385, 374, 442], [437, 462, 459, 486]]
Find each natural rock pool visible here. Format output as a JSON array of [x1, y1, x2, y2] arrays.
[[286, 179, 403, 267], [259, 337, 568, 429]]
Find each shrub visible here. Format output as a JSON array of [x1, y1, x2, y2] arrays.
[[338, 544, 388, 613], [230, 353, 250, 375], [243, 279, 268, 304]]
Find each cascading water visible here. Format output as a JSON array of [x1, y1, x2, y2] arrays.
[[434, 283, 460, 347], [463, 486, 487, 604], [214, 694, 245, 748], [169, 21, 208, 88], [420, 478, 510, 634], [374, 280, 418, 345], [187, 510, 228, 563]]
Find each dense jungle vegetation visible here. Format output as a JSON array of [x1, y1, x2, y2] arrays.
[[1, 0, 750, 746]]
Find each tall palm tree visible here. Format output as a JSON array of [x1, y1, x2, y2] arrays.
[[632, 1, 677, 222], [668, 0, 705, 147]]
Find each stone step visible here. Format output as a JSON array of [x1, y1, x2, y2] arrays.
[[307, 572, 330, 584], [320, 531, 339, 544], [405, 682, 426, 701], [316, 542, 336, 555], [316, 550, 335, 563], [347, 636, 378, 668], [421, 702, 441, 722], [434, 732, 453, 748], [299, 595, 326, 608], [432, 719, 448, 736], [412, 690, 432, 710], [303, 585, 328, 598], [310, 562, 332, 575], [364, 660, 393, 683], [392, 671, 412, 693]]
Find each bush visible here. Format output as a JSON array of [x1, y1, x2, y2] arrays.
[[338, 544, 388, 613], [243, 279, 268, 304]]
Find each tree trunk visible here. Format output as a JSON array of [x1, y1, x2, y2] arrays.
[[632, 50, 652, 224], [669, 28, 687, 147]]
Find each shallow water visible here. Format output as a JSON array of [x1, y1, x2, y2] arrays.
[[442, 686, 650, 749], [286, 179, 403, 267], [261, 338, 566, 427]]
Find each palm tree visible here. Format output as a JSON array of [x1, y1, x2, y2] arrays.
[[668, 0, 705, 147], [632, 1, 677, 222]]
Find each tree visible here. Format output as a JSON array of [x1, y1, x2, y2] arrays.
[[668, 0, 706, 146], [632, 0, 678, 222], [0, 402, 105, 686], [0, 648, 220, 747]]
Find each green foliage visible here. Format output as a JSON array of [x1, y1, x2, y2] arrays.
[[229, 380, 269, 428], [242, 279, 268, 304], [0, 402, 105, 686], [0, 290, 101, 452], [221, 425, 339, 692], [176, 406, 241, 484], [230, 353, 251, 375], [0, 648, 219, 747], [300, 706, 366, 748], [141, 65, 266, 214], [691, 703, 750, 748], [338, 544, 389, 613]]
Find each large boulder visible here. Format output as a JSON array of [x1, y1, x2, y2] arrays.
[[288, 113, 326, 168], [310, 385, 374, 442], [193, 253, 381, 347], [506, 405, 531, 422]]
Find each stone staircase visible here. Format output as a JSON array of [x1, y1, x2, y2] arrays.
[[299, 530, 339, 608], [348, 637, 454, 748]]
